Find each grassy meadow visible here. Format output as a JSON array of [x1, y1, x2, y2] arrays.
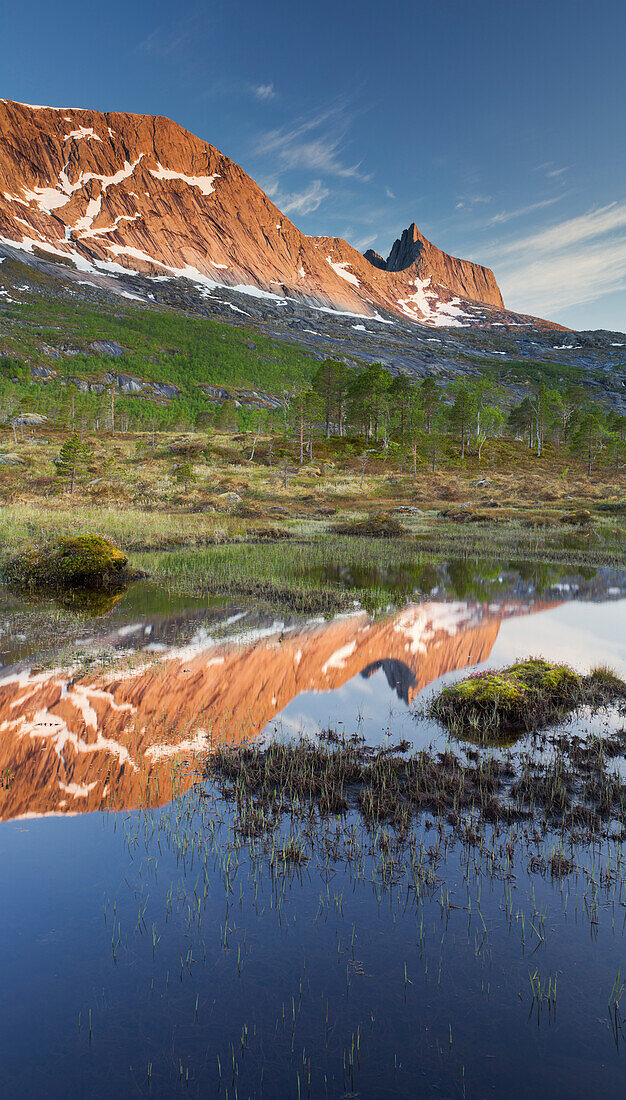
[[0, 419, 623, 614]]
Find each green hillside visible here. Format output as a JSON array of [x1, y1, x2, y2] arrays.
[[0, 257, 320, 426]]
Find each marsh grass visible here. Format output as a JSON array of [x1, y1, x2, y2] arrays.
[[0, 503, 240, 555], [135, 537, 447, 613], [135, 542, 358, 613], [206, 712, 626, 843], [133, 538, 626, 616]]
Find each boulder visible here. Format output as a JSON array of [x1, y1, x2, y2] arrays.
[[90, 340, 124, 357]]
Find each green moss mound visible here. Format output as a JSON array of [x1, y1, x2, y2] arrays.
[[2, 535, 135, 590], [429, 658, 585, 740], [332, 512, 407, 537]]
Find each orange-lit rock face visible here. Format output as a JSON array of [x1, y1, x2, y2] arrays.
[[0, 99, 522, 326], [0, 601, 550, 822]]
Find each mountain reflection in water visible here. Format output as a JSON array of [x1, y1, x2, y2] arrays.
[[0, 598, 563, 822], [0, 598, 556, 821]]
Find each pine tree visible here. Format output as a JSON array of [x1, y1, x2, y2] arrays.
[[446, 383, 477, 459], [54, 435, 92, 494], [418, 377, 440, 435], [311, 359, 350, 437], [571, 408, 607, 476]]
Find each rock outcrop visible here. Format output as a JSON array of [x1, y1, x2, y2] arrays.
[[0, 99, 522, 327]]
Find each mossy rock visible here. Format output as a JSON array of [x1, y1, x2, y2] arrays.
[[332, 512, 407, 537], [429, 658, 583, 740], [2, 535, 136, 591], [439, 508, 488, 524], [251, 526, 293, 542], [508, 658, 580, 694]]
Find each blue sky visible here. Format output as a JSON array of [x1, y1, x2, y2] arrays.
[[2, 0, 625, 330]]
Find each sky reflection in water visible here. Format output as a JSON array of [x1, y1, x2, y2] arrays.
[[1, 584, 626, 1096]]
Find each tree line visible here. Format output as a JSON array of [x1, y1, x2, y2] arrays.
[[297, 360, 626, 475], [2, 353, 625, 478]]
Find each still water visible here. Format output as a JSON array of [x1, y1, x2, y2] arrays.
[[0, 562, 625, 1097]]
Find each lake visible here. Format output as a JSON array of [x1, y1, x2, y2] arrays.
[[0, 560, 625, 1097]]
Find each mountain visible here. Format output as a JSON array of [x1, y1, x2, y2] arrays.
[[0, 98, 528, 328]]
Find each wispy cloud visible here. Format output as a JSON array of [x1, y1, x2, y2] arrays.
[[494, 202, 626, 256], [137, 27, 192, 57], [253, 104, 371, 181], [485, 195, 564, 226], [535, 162, 570, 180], [200, 78, 276, 103], [385, 187, 396, 200], [352, 233, 378, 252], [485, 201, 626, 316], [455, 194, 491, 210], [267, 179, 330, 216], [252, 83, 276, 102]]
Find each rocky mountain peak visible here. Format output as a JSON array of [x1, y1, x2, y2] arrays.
[[384, 222, 426, 272], [362, 221, 503, 311]]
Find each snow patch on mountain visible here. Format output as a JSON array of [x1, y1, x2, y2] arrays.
[[0, 233, 94, 271], [17, 156, 147, 223], [397, 278, 470, 327], [64, 127, 102, 143], [312, 305, 394, 324], [149, 164, 219, 196], [106, 244, 169, 267], [73, 196, 103, 233], [21, 186, 71, 213], [80, 212, 142, 239], [326, 257, 360, 287]]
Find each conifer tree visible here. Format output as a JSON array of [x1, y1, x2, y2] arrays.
[[54, 434, 92, 494], [174, 461, 196, 493]]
